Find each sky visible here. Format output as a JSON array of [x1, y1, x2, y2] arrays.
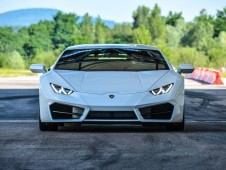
[[0, 0, 225, 22]]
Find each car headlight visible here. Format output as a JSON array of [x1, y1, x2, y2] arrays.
[[151, 83, 173, 96], [50, 83, 74, 95]]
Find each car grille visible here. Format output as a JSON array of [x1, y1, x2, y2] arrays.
[[50, 103, 84, 119], [139, 103, 174, 120], [86, 111, 137, 119]]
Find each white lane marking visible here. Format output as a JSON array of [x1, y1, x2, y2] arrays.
[[185, 85, 226, 90], [0, 120, 226, 123], [187, 120, 226, 123], [0, 120, 38, 123]]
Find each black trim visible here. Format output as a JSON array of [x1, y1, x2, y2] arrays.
[[50, 103, 84, 119], [139, 103, 174, 120], [86, 111, 137, 120]]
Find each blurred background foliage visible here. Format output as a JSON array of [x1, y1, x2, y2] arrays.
[[0, 4, 226, 71]]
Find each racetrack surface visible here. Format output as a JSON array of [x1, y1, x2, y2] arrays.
[[0, 77, 226, 169]]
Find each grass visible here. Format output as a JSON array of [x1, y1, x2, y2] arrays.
[[0, 69, 35, 77]]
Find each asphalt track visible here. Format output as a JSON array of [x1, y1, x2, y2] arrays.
[[0, 77, 226, 169]]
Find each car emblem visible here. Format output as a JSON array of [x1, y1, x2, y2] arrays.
[[109, 95, 114, 99]]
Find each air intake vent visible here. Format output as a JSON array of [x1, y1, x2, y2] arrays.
[[86, 111, 137, 120], [50, 103, 84, 119], [139, 103, 173, 119]]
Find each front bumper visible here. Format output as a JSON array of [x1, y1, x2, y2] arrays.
[[39, 88, 184, 124]]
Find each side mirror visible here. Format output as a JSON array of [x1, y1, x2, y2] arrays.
[[177, 64, 194, 74], [30, 64, 47, 73]]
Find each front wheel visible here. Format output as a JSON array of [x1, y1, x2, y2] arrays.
[[166, 108, 185, 131], [165, 120, 184, 131], [39, 117, 58, 131]]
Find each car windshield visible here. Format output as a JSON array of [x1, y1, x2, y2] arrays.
[[54, 48, 169, 71]]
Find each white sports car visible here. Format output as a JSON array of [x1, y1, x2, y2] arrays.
[[30, 44, 194, 131]]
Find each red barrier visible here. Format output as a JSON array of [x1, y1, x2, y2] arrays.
[[214, 70, 224, 85], [185, 68, 224, 85]]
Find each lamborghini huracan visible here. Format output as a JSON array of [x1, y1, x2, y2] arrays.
[[30, 44, 194, 131]]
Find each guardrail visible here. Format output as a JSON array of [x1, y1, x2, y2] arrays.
[[185, 67, 224, 85]]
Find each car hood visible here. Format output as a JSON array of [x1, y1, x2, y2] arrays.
[[56, 70, 169, 94]]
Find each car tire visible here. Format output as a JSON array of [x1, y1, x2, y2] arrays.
[[142, 107, 185, 131], [166, 107, 185, 131], [166, 121, 184, 131], [39, 117, 58, 131]]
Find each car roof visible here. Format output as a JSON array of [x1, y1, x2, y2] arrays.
[[65, 44, 159, 51]]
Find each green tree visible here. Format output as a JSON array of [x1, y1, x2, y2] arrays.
[[181, 21, 214, 52], [23, 21, 54, 57], [32, 50, 58, 68], [1, 7, 226, 71], [133, 25, 151, 45], [195, 9, 214, 24], [53, 12, 81, 49], [132, 6, 150, 29], [0, 51, 24, 69], [216, 31, 226, 47], [80, 13, 95, 44], [166, 19, 186, 48], [158, 45, 174, 63], [94, 16, 106, 43], [111, 23, 133, 43], [214, 6, 226, 37], [166, 11, 183, 26], [17, 27, 29, 57], [208, 47, 226, 68], [173, 47, 208, 67], [0, 27, 18, 53], [148, 4, 166, 44], [206, 30, 226, 67]]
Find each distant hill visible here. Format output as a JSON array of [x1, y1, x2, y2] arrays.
[[0, 8, 116, 28], [0, 8, 58, 27]]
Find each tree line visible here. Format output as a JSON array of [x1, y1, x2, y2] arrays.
[[0, 4, 226, 69]]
